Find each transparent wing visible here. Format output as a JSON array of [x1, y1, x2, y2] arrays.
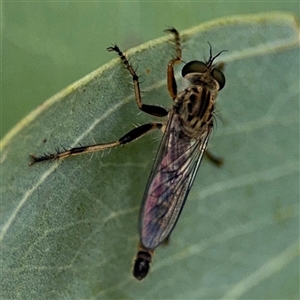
[[139, 111, 211, 249]]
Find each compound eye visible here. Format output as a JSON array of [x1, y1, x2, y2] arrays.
[[181, 61, 207, 77], [212, 68, 226, 90]]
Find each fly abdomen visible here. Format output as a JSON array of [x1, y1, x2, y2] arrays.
[[133, 245, 154, 281]]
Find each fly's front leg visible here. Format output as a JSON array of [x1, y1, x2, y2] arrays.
[[164, 28, 182, 100], [30, 122, 163, 165], [107, 46, 168, 118]]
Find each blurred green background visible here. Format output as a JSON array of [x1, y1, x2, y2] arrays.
[[2, 1, 299, 139]]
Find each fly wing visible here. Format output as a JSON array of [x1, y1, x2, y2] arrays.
[[139, 111, 211, 249]]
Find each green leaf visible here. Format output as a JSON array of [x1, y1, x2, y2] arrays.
[[1, 12, 299, 299]]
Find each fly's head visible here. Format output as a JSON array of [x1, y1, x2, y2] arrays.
[[182, 45, 226, 92]]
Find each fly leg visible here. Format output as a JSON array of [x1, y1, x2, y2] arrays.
[[30, 122, 163, 165], [107, 46, 168, 117], [205, 150, 223, 167], [165, 28, 182, 100]]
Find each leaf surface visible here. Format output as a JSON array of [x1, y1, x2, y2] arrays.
[[1, 12, 299, 299]]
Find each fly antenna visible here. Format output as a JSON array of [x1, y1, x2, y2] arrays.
[[206, 41, 227, 67]]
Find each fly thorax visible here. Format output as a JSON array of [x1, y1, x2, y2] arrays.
[[174, 86, 216, 138]]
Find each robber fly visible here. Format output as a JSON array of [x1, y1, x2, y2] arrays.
[[30, 28, 226, 280]]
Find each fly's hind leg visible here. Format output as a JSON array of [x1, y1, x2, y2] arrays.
[[164, 28, 183, 100], [205, 150, 223, 167], [107, 46, 168, 118], [30, 122, 163, 165]]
